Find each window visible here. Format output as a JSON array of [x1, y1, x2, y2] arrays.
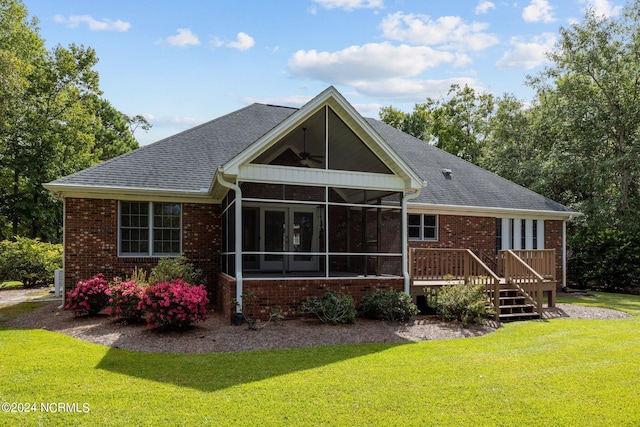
[[119, 202, 181, 256], [408, 214, 437, 241], [496, 218, 544, 250]]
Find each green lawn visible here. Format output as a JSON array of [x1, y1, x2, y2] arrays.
[[1, 293, 639, 426]]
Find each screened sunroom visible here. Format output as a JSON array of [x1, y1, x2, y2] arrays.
[[219, 104, 414, 279]]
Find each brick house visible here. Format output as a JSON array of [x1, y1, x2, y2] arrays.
[[45, 87, 578, 321]]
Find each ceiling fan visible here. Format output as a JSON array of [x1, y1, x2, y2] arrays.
[[299, 127, 324, 165]]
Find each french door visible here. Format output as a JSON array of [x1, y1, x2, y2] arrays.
[[260, 206, 319, 272]]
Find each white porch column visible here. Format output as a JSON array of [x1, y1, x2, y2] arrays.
[[402, 189, 422, 294]]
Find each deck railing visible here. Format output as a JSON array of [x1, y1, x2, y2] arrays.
[[502, 250, 544, 315], [410, 248, 501, 320], [498, 249, 556, 281]]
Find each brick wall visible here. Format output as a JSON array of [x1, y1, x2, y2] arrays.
[[409, 214, 496, 256], [544, 219, 564, 285], [63, 198, 220, 300], [63, 197, 566, 314], [219, 274, 404, 322]]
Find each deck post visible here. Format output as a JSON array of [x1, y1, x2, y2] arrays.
[[494, 278, 500, 321], [536, 279, 543, 315], [463, 251, 470, 284]]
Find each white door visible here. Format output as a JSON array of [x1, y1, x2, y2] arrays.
[[260, 207, 318, 272], [261, 208, 287, 271], [288, 208, 318, 271]]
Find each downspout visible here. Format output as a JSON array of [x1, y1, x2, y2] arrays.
[[216, 172, 243, 315], [402, 186, 424, 294], [59, 197, 66, 310]]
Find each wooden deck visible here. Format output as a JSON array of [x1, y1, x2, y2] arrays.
[[409, 248, 557, 321]]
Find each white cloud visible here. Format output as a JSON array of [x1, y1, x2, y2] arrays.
[[522, 0, 555, 23], [165, 28, 200, 47], [580, 0, 623, 18], [475, 1, 496, 15], [312, 0, 384, 10], [53, 15, 130, 32], [351, 77, 481, 101], [379, 12, 499, 51], [227, 32, 255, 51], [288, 42, 462, 84], [144, 114, 203, 127], [211, 32, 256, 51], [352, 102, 384, 117], [242, 94, 313, 108], [496, 33, 556, 69]]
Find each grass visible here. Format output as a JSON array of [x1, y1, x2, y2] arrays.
[[0, 280, 23, 290], [1, 292, 639, 426]]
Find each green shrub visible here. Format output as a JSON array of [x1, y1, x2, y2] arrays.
[[302, 290, 357, 325], [569, 229, 640, 292], [359, 289, 418, 322], [149, 255, 203, 285], [0, 237, 62, 287], [127, 266, 149, 286], [434, 284, 493, 327]]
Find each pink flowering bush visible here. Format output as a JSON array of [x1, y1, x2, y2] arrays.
[[139, 279, 209, 330], [104, 280, 146, 322], [64, 274, 110, 317]]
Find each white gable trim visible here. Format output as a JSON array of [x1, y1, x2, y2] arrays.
[[239, 164, 407, 190], [220, 86, 425, 190]]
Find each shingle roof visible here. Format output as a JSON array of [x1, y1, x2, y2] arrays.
[[367, 119, 574, 213], [50, 103, 297, 192], [48, 101, 575, 214]]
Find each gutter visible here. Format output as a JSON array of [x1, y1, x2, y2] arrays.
[[408, 202, 582, 221], [215, 172, 244, 316], [42, 183, 213, 202]]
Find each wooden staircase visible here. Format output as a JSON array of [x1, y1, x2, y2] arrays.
[[410, 248, 558, 323], [487, 285, 540, 321]]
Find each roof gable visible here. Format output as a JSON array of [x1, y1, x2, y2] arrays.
[[220, 86, 424, 189]]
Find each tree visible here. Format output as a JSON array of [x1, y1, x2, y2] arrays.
[[379, 84, 495, 165], [93, 97, 141, 162], [379, 104, 433, 143], [0, 0, 148, 241], [527, 1, 640, 233], [429, 84, 495, 164], [480, 94, 541, 190]]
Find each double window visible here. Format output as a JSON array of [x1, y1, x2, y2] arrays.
[[408, 214, 438, 241], [119, 202, 181, 256]]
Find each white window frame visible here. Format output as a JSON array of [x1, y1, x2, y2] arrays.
[[408, 214, 438, 241], [118, 201, 182, 257]]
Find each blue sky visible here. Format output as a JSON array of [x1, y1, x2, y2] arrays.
[[25, 0, 625, 145]]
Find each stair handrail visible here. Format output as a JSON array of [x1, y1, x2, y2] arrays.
[[465, 249, 501, 321], [503, 250, 545, 315], [409, 248, 502, 321], [500, 249, 556, 281]]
